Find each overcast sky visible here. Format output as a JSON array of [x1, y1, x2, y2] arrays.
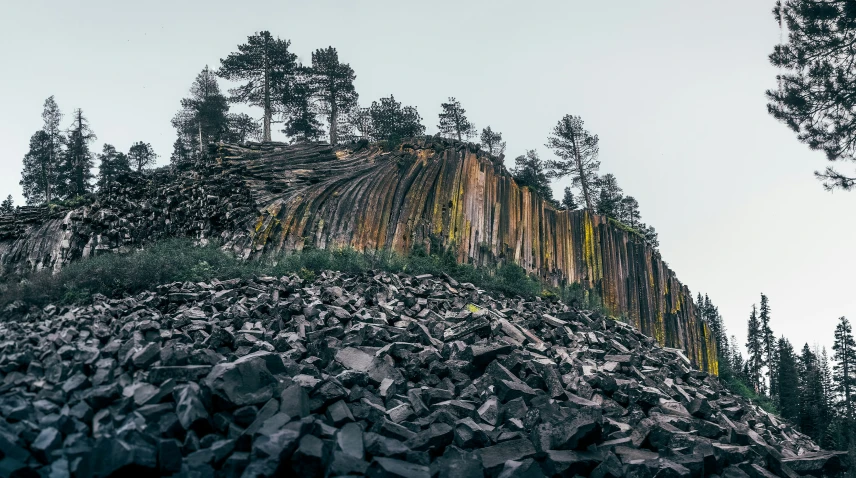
[[2, 1, 853, 354]]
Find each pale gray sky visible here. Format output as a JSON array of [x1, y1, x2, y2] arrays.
[[1, 1, 853, 354]]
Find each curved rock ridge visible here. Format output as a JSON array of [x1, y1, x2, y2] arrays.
[[216, 138, 717, 374], [0, 138, 716, 373]]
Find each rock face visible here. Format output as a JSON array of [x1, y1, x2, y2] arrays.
[[0, 270, 840, 477], [0, 138, 716, 373]]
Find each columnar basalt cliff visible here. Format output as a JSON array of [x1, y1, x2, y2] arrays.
[[0, 137, 716, 373]]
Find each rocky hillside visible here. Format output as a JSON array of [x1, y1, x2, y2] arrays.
[[0, 270, 844, 477], [0, 138, 717, 374]]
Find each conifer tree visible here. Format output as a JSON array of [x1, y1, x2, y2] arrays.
[[561, 187, 578, 211], [731, 335, 746, 382], [511, 150, 556, 205], [127, 142, 157, 172], [282, 73, 324, 143], [746, 304, 765, 394], [437, 97, 476, 141], [759, 294, 777, 397], [60, 109, 96, 198], [172, 66, 230, 155], [620, 196, 640, 228], [545, 115, 600, 212], [170, 138, 193, 167], [833, 316, 856, 422], [226, 113, 261, 143], [20, 97, 64, 204], [1, 195, 13, 214], [20, 131, 55, 205], [309, 47, 358, 146], [768, 0, 856, 190], [595, 174, 623, 218], [480, 127, 506, 157], [218, 32, 298, 142], [777, 337, 800, 422], [96, 144, 130, 190], [368, 95, 425, 145]]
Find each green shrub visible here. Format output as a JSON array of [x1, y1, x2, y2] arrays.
[[0, 239, 600, 312]]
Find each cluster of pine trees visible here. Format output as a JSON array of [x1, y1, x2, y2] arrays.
[[16, 96, 157, 206], [699, 292, 856, 453], [11, 30, 659, 250]]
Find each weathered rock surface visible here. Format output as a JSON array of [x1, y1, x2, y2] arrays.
[[0, 270, 838, 476], [2, 138, 716, 372]]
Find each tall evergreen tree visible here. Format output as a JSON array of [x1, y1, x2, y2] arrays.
[[595, 174, 623, 218], [620, 196, 641, 228], [511, 150, 556, 205], [60, 109, 96, 198], [731, 335, 746, 382], [42, 96, 64, 203], [127, 142, 157, 172], [368, 95, 425, 145], [746, 304, 765, 394], [172, 66, 230, 155], [777, 337, 800, 422], [798, 344, 834, 444], [639, 224, 659, 249], [1, 195, 13, 214], [545, 115, 600, 211], [767, 0, 856, 190], [226, 113, 261, 143], [96, 144, 130, 190], [170, 137, 193, 167], [282, 74, 324, 143], [759, 294, 777, 398], [309, 47, 358, 146], [217, 32, 298, 142], [437, 97, 476, 141], [561, 187, 578, 211], [833, 316, 856, 422], [480, 126, 506, 157], [20, 131, 55, 205]]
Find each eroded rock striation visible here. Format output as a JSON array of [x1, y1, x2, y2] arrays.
[[0, 271, 844, 477], [0, 138, 715, 373]]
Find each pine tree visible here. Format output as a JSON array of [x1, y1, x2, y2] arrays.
[[767, 1, 856, 190], [20, 97, 64, 204], [545, 115, 600, 211], [561, 187, 578, 211], [746, 304, 765, 394], [731, 335, 746, 382], [798, 344, 834, 444], [511, 150, 556, 205], [127, 142, 157, 172], [437, 97, 476, 141], [226, 113, 261, 143], [833, 316, 856, 422], [480, 127, 506, 157], [170, 137, 193, 167], [309, 47, 358, 146], [639, 223, 659, 249], [777, 337, 800, 422], [1, 195, 13, 214], [595, 174, 623, 218], [20, 131, 55, 205], [172, 66, 230, 155], [618, 196, 639, 228], [819, 347, 836, 448], [60, 109, 96, 198], [96, 144, 130, 190], [759, 294, 777, 398], [282, 74, 324, 143], [368, 95, 425, 145], [217, 32, 298, 142], [342, 107, 373, 141]]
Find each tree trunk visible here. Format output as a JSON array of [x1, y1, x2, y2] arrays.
[[263, 52, 271, 142], [330, 102, 338, 146], [571, 129, 593, 211]]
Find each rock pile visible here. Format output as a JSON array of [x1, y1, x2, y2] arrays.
[[0, 163, 257, 277], [0, 271, 846, 477]]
